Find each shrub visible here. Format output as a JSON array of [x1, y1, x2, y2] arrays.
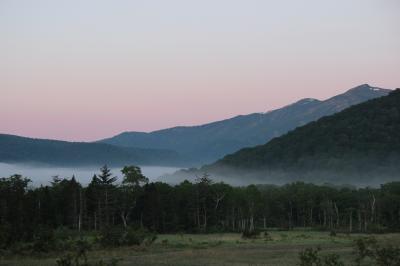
[[57, 238, 120, 266], [299, 247, 322, 266], [9, 242, 30, 255], [374, 245, 400, 266], [123, 228, 145, 246], [368, 224, 389, 234], [353, 236, 377, 265], [122, 227, 157, 246], [56, 254, 122, 266], [299, 247, 344, 266], [263, 231, 272, 241], [322, 254, 344, 266], [93, 258, 122, 266], [32, 226, 55, 253], [296, 234, 311, 239], [75, 238, 91, 263], [299, 237, 400, 266], [98, 227, 125, 247], [241, 229, 260, 239], [54, 227, 81, 242], [98, 226, 157, 247], [55, 237, 76, 251], [0, 223, 13, 249], [56, 253, 74, 266]]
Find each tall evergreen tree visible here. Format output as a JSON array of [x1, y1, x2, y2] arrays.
[[94, 165, 117, 228]]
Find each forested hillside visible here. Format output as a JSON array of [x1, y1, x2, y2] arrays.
[[202, 89, 400, 183], [0, 134, 180, 166]]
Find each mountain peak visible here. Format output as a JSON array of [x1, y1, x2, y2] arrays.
[[296, 98, 320, 104], [346, 84, 388, 94]]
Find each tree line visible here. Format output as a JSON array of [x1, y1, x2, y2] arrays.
[[1, 165, 400, 247]]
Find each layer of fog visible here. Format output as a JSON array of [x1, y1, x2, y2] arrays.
[[165, 165, 400, 188], [2, 162, 399, 188], [0, 163, 180, 186]]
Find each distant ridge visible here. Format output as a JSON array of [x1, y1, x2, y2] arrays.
[[100, 84, 391, 165], [0, 134, 180, 167]]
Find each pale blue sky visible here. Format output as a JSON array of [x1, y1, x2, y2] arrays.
[[1, 0, 399, 140]]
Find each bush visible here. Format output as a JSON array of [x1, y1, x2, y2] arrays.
[[122, 227, 157, 246], [32, 226, 55, 253], [54, 227, 80, 242], [123, 228, 146, 245], [354, 237, 400, 266], [56, 253, 122, 266], [98, 227, 125, 247], [98, 226, 157, 247], [56, 253, 74, 266], [353, 236, 377, 265], [262, 231, 272, 241], [322, 254, 344, 266], [0, 223, 12, 249], [368, 224, 389, 234], [299, 237, 400, 266], [57, 238, 119, 266], [94, 258, 122, 266], [241, 229, 260, 239], [299, 247, 322, 266], [374, 246, 400, 266], [74, 238, 91, 262], [299, 247, 344, 266], [55, 237, 76, 251]]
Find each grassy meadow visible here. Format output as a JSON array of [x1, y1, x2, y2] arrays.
[[2, 230, 399, 266]]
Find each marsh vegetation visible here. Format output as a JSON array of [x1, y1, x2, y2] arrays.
[[1, 231, 400, 266]]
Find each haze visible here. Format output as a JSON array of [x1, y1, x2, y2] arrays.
[[1, 0, 399, 141], [0, 163, 180, 186]]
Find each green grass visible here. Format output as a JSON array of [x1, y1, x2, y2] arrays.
[[2, 231, 400, 266]]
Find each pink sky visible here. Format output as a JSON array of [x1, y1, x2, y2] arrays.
[[1, 0, 399, 141]]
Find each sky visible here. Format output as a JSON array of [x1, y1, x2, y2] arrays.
[[1, 0, 399, 141]]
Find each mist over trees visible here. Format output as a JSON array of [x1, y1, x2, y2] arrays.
[[1, 166, 400, 248]]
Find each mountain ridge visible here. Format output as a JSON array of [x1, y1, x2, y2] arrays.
[[0, 133, 181, 167], [100, 84, 391, 165], [198, 89, 400, 185]]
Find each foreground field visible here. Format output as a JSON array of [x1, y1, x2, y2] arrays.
[[2, 230, 400, 266]]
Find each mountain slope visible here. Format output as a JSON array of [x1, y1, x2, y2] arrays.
[[203, 89, 400, 184], [0, 134, 180, 166], [100, 84, 391, 164]]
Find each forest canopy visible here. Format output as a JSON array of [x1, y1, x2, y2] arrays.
[[1, 165, 400, 250]]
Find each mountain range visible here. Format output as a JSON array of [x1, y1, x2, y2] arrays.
[[100, 84, 391, 165], [0, 84, 392, 168], [197, 88, 400, 185]]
